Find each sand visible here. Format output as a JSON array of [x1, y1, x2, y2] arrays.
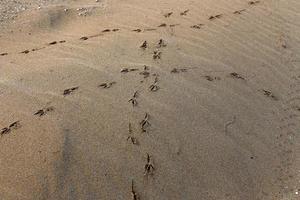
[[0, 0, 300, 199]]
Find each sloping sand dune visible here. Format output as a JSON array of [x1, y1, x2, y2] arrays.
[[0, 0, 300, 199]]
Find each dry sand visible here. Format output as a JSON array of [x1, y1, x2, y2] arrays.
[[0, 0, 300, 199]]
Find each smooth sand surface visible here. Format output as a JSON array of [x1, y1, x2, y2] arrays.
[[0, 0, 300, 199]]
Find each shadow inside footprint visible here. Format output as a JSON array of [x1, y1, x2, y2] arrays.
[[261, 89, 278, 100], [180, 9, 189, 16], [191, 24, 204, 29], [158, 23, 167, 27], [98, 82, 116, 89], [233, 9, 246, 14], [204, 75, 221, 81], [63, 87, 79, 96], [230, 72, 245, 80], [121, 68, 139, 73], [209, 14, 223, 20], [34, 107, 55, 117], [21, 50, 30, 54], [249, 1, 260, 5], [164, 12, 173, 18], [80, 36, 89, 40], [1, 121, 21, 136], [171, 68, 187, 73]]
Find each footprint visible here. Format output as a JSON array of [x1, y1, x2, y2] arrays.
[[157, 39, 167, 48], [32, 47, 46, 52], [204, 75, 221, 81], [48, 40, 66, 45], [0, 52, 8, 56], [229, 72, 245, 80], [144, 28, 156, 31], [21, 50, 30, 54], [153, 50, 162, 59], [128, 91, 139, 107], [169, 24, 180, 27], [139, 66, 151, 78], [121, 68, 139, 73], [34, 107, 54, 117], [170, 68, 187, 73], [63, 87, 79, 96], [48, 41, 57, 45], [248, 1, 260, 5], [164, 12, 173, 18], [149, 76, 160, 92], [9, 121, 21, 129], [233, 9, 246, 14], [180, 9, 189, 16], [209, 14, 223, 20], [140, 113, 151, 132], [1, 121, 21, 136], [98, 82, 116, 89], [158, 23, 167, 27], [190, 24, 204, 29], [0, 127, 10, 135], [132, 29, 142, 33], [127, 123, 138, 144], [80, 36, 89, 40], [140, 41, 148, 49], [261, 89, 278, 100]]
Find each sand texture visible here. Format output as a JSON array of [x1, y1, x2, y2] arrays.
[[0, 0, 300, 199]]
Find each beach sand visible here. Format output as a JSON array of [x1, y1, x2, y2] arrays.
[[0, 0, 300, 199]]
